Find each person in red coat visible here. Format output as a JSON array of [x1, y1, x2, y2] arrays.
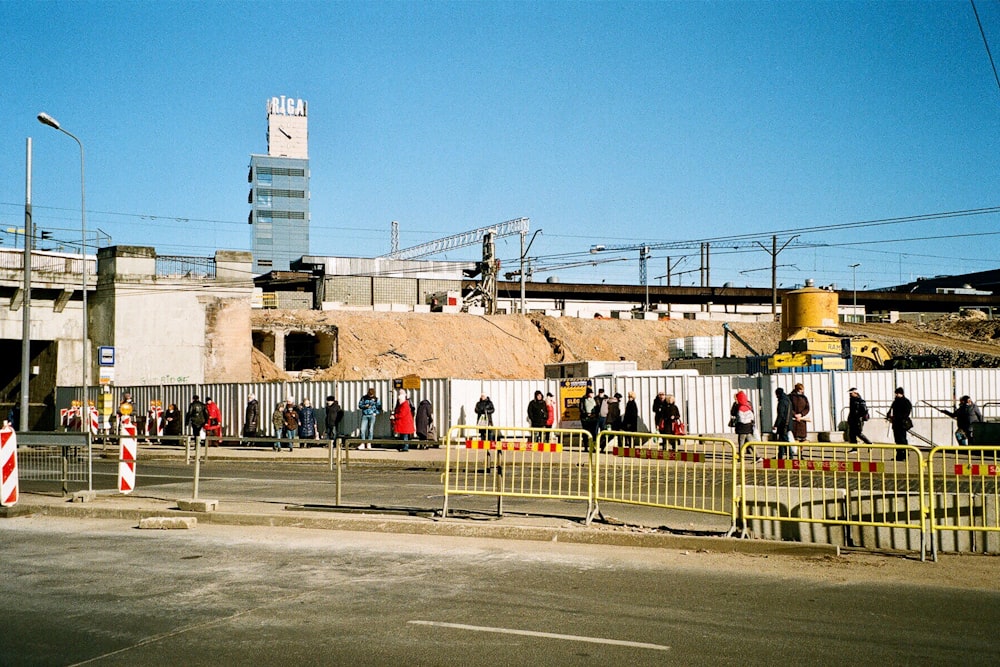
[[391, 390, 415, 452], [204, 397, 223, 445]]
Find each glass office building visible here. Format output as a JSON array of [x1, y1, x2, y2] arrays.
[[249, 97, 310, 273]]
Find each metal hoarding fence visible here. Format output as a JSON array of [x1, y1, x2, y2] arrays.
[[592, 432, 739, 531], [739, 441, 927, 559], [926, 446, 1000, 560], [442, 425, 592, 519]]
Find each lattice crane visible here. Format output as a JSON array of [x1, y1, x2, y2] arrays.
[[379, 217, 529, 260]]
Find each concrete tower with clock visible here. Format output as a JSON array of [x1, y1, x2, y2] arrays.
[[249, 96, 311, 273]]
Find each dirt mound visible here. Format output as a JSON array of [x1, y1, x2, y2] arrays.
[[251, 310, 999, 381]]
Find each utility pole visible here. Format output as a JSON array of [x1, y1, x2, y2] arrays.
[[21, 138, 32, 429], [755, 234, 798, 317]]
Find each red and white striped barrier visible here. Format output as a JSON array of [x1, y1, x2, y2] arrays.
[[1, 426, 18, 507], [118, 416, 137, 494], [89, 406, 100, 435], [146, 406, 163, 437]]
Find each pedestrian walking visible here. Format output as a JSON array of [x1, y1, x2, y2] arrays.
[[886, 387, 912, 461], [942, 395, 984, 446], [772, 387, 793, 459], [730, 390, 757, 460], [846, 388, 872, 452]]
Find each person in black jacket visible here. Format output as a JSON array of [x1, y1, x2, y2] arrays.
[[846, 388, 872, 451], [527, 390, 548, 442], [324, 395, 344, 447], [186, 395, 207, 442], [943, 395, 984, 446], [886, 387, 912, 461], [622, 391, 639, 448], [475, 394, 495, 441], [772, 387, 792, 459], [242, 393, 260, 444]]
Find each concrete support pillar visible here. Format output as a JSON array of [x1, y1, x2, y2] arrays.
[[273, 330, 287, 370]]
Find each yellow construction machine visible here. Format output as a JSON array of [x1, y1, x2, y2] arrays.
[[769, 281, 892, 371]]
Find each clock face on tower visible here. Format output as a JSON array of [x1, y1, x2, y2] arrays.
[[268, 114, 307, 158]]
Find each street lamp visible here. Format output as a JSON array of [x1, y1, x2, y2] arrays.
[[37, 112, 88, 431], [849, 263, 861, 323]]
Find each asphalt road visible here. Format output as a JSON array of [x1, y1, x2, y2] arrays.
[[2, 516, 998, 666]]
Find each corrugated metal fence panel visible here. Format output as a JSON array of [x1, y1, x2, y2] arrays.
[[686, 374, 763, 435], [82, 368, 1000, 440], [336, 380, 396, 438], [893, 369, 955, 418], [830, 370, 897, 424], [954, 369, 1000, 420], [763, 373, 834, 433], [477, 379, 540, 431], [450, 379, 484, 428]]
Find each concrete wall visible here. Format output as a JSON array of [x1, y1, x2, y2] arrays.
[[93, 246, 255, 386]]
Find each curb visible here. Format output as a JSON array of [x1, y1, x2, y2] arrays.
[[3, 498, 839, 558]]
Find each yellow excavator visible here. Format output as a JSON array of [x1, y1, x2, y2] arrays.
[[770, 281, 892, 371]]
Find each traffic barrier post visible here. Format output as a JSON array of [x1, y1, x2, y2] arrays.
[[593, 431, 739, 530], [117, 416, 137, 494], [1, 426, 18, 506], [739, 440, 927, 559], [442, 425, 592, 519], [927, 446, 1000, 561]]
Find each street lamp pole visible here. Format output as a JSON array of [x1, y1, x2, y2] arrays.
[[37, 112, 88, 431], [850, 263, 860, 324]]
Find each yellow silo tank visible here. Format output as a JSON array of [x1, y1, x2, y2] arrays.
[[781, 283, 839, 339]]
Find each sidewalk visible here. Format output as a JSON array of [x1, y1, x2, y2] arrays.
[[2, 486, 836, 558], [6, 436, 841, 558]]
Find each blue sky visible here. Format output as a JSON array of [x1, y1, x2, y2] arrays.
[[2, 0, 999, 290]]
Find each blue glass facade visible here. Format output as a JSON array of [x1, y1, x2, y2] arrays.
[[249, 155, 309, 273]]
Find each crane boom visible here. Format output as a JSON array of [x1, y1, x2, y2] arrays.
[[380, 217, 530, 260]]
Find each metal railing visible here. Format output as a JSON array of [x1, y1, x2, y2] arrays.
[[442, 425, 592, 518], [593, 431, 738, 531]]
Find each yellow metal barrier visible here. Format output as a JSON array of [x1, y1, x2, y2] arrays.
[[442, 425, 592, 518], [593, 431, 738, 531], [739, 440, 927, 559], [927, 446, 1000, 560]]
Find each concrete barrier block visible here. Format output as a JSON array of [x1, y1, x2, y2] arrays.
[[745, 486, 847, 545], [850, 491, 924, 551], [71, 491, 97, 503], [139, 517, 198, 530], [176, 499, 219, 512]]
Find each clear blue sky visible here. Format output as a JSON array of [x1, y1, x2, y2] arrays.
[[3, 0, 999, 290]]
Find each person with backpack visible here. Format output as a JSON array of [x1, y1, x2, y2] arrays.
[[942, 395, 984, 447], [846, 387, 872, 451], [185, 395, 208, 444], [730, 391, 757, 460]]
